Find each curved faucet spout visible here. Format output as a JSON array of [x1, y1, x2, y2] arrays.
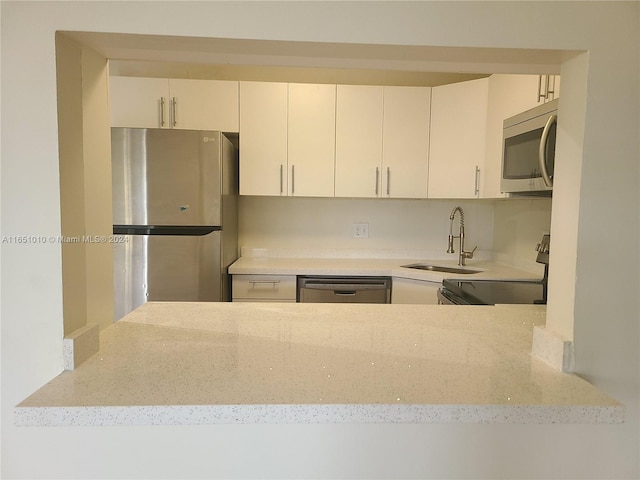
[[447, 206, 475, 266]]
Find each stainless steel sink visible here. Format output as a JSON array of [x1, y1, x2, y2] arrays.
[[401, 263, 481, 274]]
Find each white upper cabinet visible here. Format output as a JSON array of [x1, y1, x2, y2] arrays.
[[428, 78, 489, 199], [109, 76, 239, 132], [239, 81, 289, 196], [168, 79, 239, 132], [537, 74, 561, 104], [287, 83, 336, 197], [382, 86, 431, 198], [335, 85, 384, 198], [110, 76, 171, 128]]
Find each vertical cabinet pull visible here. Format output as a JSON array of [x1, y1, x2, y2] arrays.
[[291, 165, 295, 195], [160, 97, 166, 127], [171, 97, 177, 127], [474, 166, 480, 197], [537, 75, 546, 102], [538, 75, 556, 102], [546, 75, 555, 100], [279, 164, 284, 195], [375, 167, 380, 196], [386, 167, 391, 196]]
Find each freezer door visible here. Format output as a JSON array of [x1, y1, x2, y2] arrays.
[[111, 128, 222, 226], [113, 231, 223, 320]]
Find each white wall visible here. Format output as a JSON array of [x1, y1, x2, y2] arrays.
[[1, 2, 638, 479], [239, 196, 496, 259]]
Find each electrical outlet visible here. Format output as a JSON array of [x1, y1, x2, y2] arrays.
[[353, 223, 369, 238]]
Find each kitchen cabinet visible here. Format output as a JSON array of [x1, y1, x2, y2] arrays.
[[287, 83, 336, 197], [428, 77, 489, 199], [537, 74, 560, 104], [232, 274, 297, 302], [391, 278, 440, 305], [335, 85, 384, 198], [238, 81, 289, 196], [381, 86, 431, 198], [109, 76, 239, 131]]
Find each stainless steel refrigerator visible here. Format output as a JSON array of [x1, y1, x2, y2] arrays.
[[111, 128, 238, 320]]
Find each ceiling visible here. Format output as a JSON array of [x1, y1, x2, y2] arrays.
[[62, 31, 571, 86]]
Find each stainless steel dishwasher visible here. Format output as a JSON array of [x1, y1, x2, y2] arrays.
[[297, 276, 391, 303]]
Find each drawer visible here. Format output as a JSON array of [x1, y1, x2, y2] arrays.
[[232, 275, 297, 301]]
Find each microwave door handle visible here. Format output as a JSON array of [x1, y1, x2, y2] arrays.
[[539, 114, 556, 187]]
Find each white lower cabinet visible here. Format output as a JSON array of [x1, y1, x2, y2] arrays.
[[392, 277, 440, 305], [232, 275, 297, 302]]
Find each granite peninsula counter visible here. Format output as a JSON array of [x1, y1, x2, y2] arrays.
[[15, 302, 622, 427]]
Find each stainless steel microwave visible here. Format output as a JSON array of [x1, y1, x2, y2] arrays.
[[501, 98, 558, 195]]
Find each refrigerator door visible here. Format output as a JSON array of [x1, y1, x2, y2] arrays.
[[113, 230, 223, 320], [111, 128, 222, 226]]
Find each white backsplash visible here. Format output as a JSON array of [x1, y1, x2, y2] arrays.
[[238, 195, 552, 272]]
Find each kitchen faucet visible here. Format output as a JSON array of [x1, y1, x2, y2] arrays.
[[447, 206, 477, 266]]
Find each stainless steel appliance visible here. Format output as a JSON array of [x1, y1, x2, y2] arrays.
[[297, 276, 392, 304], [501, 99, 558, 195], [438, 234, 550, 305], [111, 128, 238, 320]]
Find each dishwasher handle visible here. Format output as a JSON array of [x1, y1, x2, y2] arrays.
[[301, 282, 388, 291]]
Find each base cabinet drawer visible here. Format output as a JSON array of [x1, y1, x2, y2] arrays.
[[232, 275, 297, 302]]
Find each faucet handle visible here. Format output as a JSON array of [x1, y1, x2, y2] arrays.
[[462, 245, 477, 260]]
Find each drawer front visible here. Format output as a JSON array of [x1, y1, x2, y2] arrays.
[[232, 275, 297, 300]]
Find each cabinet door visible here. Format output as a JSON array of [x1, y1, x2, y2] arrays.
[[287, 83, 336, 197], [169, 79, 239, 132], [239, 82, 288, 196], [110, 76, 170, 128], [428, 78, 489, 198], [382, 86, 431, 198], [391, 277, 440, 304], [335, 85, 384, 198]]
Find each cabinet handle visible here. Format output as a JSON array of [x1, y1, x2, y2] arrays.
[[171, 97, 177, 127], [249, 280, 281, 285], [546, 75, 555, 100], [375, 167, 379, 196], [539, 114, 556, 187], [291, 165, 295, 195], [538, 75, 546, 102], [280, 164, 284, 195], [474, 166, 480, 197], [386, 167, 391, 196], [160, 97, 166, 127]]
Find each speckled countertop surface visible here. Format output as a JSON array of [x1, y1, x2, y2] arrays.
[[16, 302, 622, 426], [228, 255, 542, 282]]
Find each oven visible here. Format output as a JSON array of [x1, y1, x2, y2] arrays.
[[438, 233, 550, 306], [438, 278, 547, 305]]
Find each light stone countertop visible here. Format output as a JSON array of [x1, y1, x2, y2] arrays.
[[228, 255, 543, 282], [15, 302, 622, 427]]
